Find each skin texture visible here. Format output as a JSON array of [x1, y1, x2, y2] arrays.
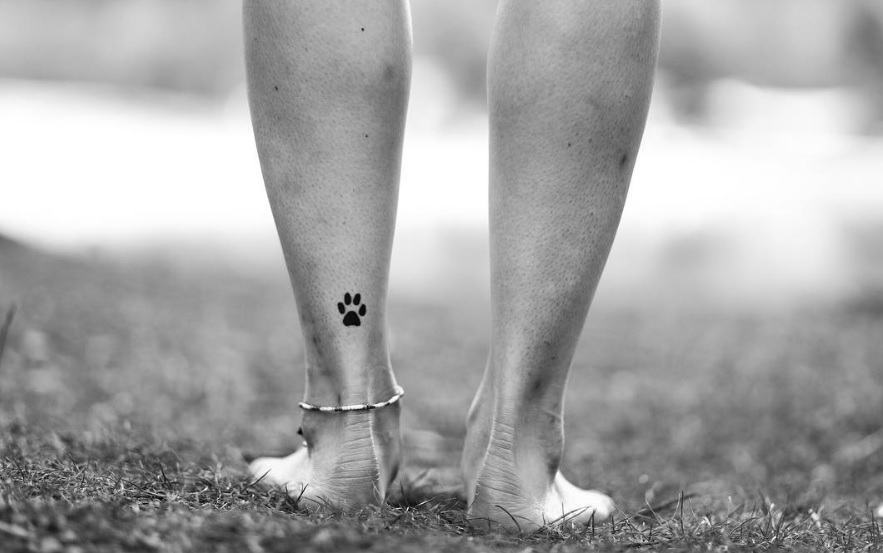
[[462, 0, 660, 531], [243, 0, 411, 507], [243, 0, 660, 530]]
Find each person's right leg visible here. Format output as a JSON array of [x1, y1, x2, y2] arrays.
[[243, 0, 411, 509], [462, 0, 660, 531]]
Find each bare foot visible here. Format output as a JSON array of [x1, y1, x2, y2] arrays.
[[466, 431, 614, 531], [248, 405, 401, 510], [545, 473, 615, 525], [462, 379, 613, 532]]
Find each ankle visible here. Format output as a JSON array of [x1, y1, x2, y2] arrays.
[[295, 403, 403, 506], [300, 401, 401, 442], [469, 376, 564, 434], [304, 362, 398, 407], [467, 387, 565, 472]]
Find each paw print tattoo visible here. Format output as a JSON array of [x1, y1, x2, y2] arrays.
[[338, 292, 366, 327]]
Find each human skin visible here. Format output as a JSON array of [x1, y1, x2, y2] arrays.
[[243, 0, 410, 507], [243, 0, 660, 530], [463, 0, 660, 531]]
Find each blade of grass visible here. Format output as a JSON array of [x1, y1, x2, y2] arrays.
[[495, 504, 522, 534]]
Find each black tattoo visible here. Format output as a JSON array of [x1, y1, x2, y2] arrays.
[[338, 292, 367, 327]]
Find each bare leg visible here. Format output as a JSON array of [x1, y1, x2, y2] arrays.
[[462, 0, 660, 531], [243, 1, 411, 509]]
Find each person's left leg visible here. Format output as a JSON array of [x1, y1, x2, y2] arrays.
[[242, 0, 412, 509]]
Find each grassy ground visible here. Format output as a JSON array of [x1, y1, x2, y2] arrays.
[[1, 234, 882, 552]]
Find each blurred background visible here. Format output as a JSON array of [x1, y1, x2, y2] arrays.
[[0, 0, 881, 311], [1, 0, 883, 511]]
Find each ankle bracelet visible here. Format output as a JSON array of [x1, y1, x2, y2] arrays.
[[298, 385, 405, 413]]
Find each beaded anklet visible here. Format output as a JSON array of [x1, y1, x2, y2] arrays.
[[298, 385, 405, 413]]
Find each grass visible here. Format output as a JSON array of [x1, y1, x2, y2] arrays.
[[1, 234, 882, 551]]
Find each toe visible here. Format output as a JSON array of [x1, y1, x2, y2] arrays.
[[248, 449, 311, 489], [546, 472, 615, 525]]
